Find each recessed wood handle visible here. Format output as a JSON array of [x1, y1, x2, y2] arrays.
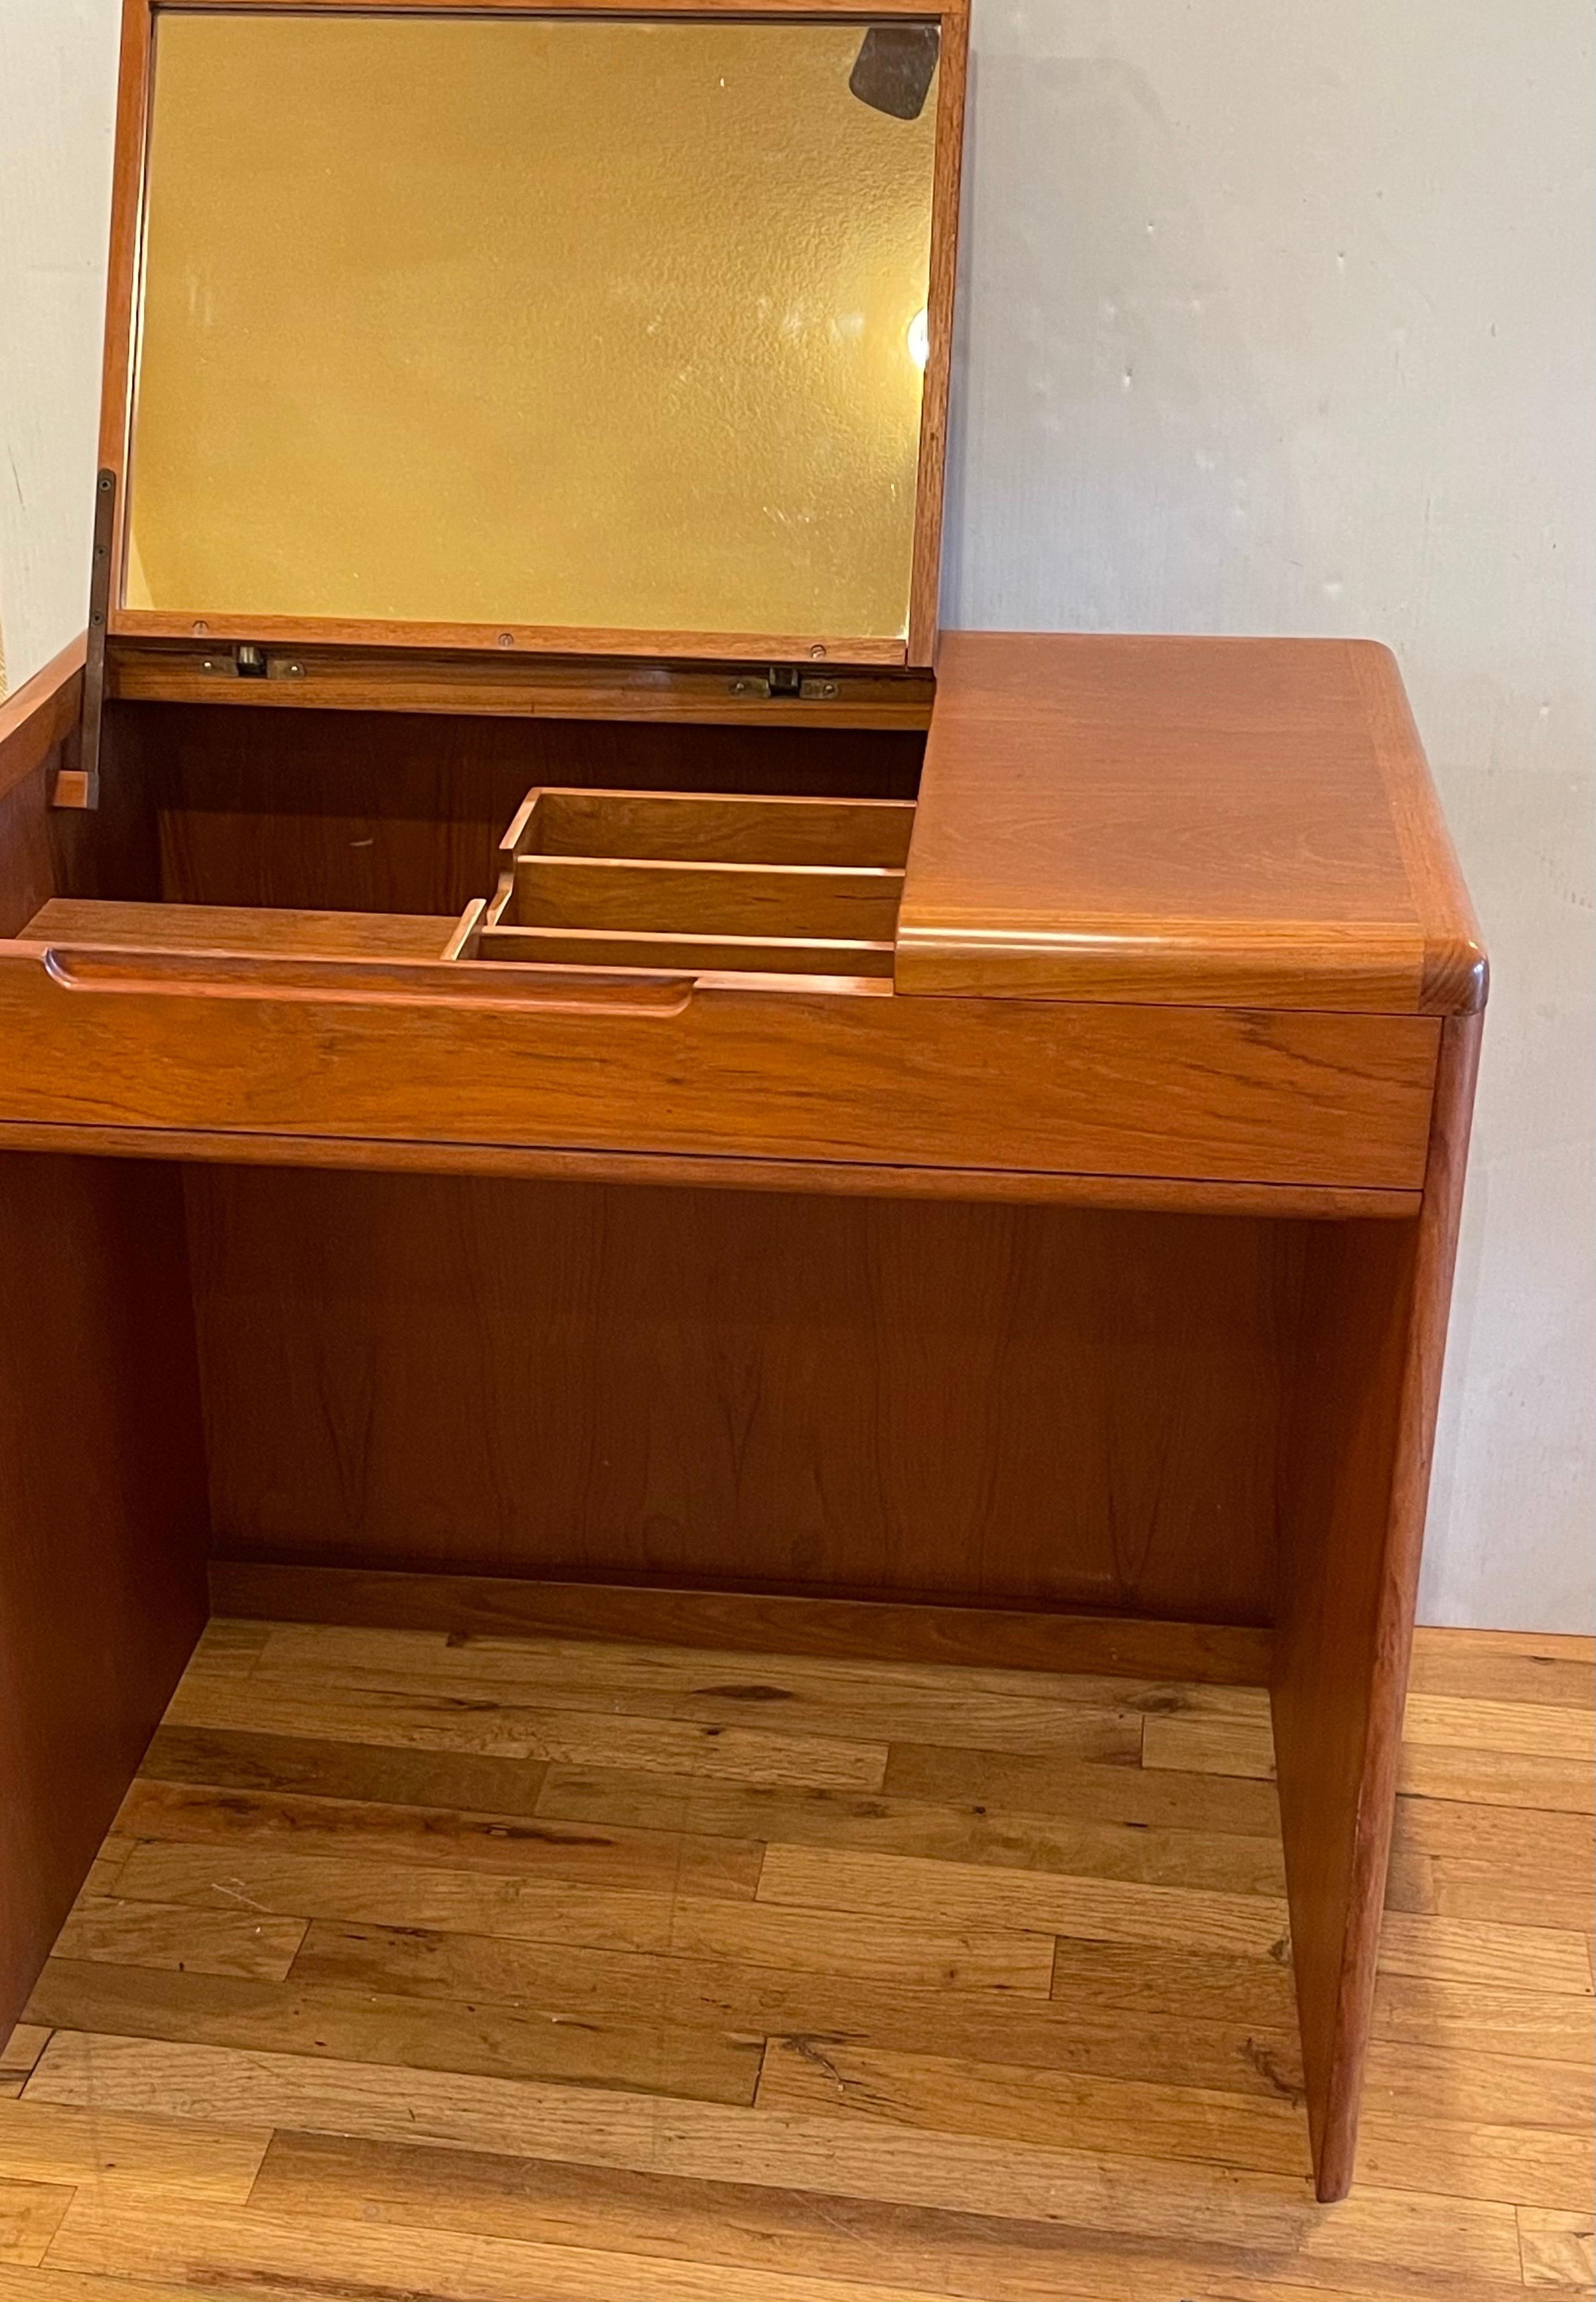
[[40, 946, 696, 1017]]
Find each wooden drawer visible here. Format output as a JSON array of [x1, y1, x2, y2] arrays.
[[0, 902, 1438, 1187]]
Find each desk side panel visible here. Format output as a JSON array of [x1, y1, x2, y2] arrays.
[[0, 1149, 211, 2036], [0, 657, 209, 2034], [1273, 1009, 1482, 2200]]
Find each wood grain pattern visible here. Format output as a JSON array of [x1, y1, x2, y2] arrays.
[[900, 634, 1484, 1012], [0, 2037, 47, 2088], [1518, 2208, 1596, 2288], [205, 1567, 1277, 1683], [0, 2177, 68, 2266], [0, 1150, 209, 2044], [28, 897, 456, 962], [106, 642, 938, 729], [190, 1174, 1297, 1620], [757, 1846, 1293, 1961], [1347, 642, 1489, 1012], [133, 698, 925, 916], [13, 1618, 1586, 2296], [506, 788, 917, 867], [25, 1956, 767, 2106], [0, 1118, 1424, 1217], [504, 855, 906, 940], [0, 2095, 268, 2204], [49, 1899, 307, 1982], [0, 930, 1440, 1185], [1273, 1009, 1483, 2200], [24, 2032, 1524, 2271]]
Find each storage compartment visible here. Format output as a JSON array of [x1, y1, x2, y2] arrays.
[[462, 787, 914, 977], [0, 692, 1441, 1188]]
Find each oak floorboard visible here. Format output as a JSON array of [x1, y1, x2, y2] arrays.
[[1517, 2205, 1596, 2288], [23, 1957, 765, 2106], [1405, 1630, 1595, 1709], [24, 2033, 1525, 2277], [166, 1675, 894, 1790], [1390, 1793, 1594, 1870], [1368, 1971, 1595, 2064], [754, 2036, 1314, 2177], [249, 1621, 1275, 1725], [0, 2175, 71, 2268], [141, 1722, 553, 1818], [1374, 1911, 1594, 1995], [1141, 1713, 1280, 1779], [108, 1846, 1052, 1992], [757, 1846, 1295, 1961], [243, 2128, 1547, 2302], [13, 1617, 1591, 2299], [0, 2033, 47, 2087], [0, 2095, 268, 2204], [0, 2274, 249, 2302], [114, 1777, 763, 1897], [881, 1742, 1284, 1835], [51, 1897, 307, 1982], [1356, 2114, 1595, 2212], [290, 1918, 1305, 2098], [1400, 1694, 1594, 1763], [1048, 1938, 1301, 2028], [536, 1765, 1291, 1893], [1396, 1744, 1595, 1815]]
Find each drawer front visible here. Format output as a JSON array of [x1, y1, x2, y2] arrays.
[[0, 943, 1438, 1188]]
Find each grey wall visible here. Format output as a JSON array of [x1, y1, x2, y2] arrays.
[[2, 0, 1590, 1628]]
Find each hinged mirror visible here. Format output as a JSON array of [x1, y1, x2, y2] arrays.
[[104, 1, 966, 671]]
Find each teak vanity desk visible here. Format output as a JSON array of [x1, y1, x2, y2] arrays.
[[0, 0, 1483, 2206]]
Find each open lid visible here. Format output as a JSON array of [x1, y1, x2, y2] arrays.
[[99, 0, 966, 673]]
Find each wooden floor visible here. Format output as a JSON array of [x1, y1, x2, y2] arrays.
[[0, 1614, 1590, 2299]]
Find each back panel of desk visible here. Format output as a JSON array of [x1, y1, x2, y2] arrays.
[[185, 1164, 1311, 1627]]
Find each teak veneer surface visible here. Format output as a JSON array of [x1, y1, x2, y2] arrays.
[[901, 634, 1486, 1011], [7, 1614, 1590, 2296], [186, 1168, 1296, 1625], [0, 918, 1440, 1186]]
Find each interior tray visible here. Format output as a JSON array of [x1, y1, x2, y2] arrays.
[[461, 787, 915, 978]]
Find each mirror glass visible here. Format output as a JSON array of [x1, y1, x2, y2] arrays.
[[125, 10, 941, 644]]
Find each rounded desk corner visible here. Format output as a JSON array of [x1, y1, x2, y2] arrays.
[[1421, 934, 1490, 1016], [1345, 634, 1403, 679]]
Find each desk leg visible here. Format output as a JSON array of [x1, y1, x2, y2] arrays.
[[1274, 1012, 1482, 2201], [0, 1152, 210, 2035]]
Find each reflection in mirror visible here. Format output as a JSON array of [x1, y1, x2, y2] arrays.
[[125, 11, 941, 644]]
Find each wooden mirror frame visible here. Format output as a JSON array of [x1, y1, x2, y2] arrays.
[[96, 0, 968, 674]]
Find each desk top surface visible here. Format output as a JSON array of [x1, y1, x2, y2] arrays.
[[902, 633, 1484, 1013]]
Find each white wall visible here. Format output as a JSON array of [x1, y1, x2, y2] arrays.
[[1, 0, 1590, 1628], [0, 0, 120, 687], [944, 1, 1594, 1632]]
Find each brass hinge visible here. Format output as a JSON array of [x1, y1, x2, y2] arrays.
[[198, 645, 306, 680], [726, 666, 842, 702]]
